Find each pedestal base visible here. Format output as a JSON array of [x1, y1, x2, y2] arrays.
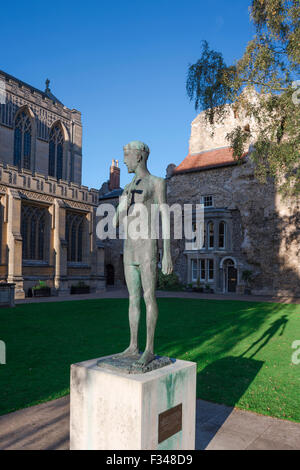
[[70, 355, 196, 450], [97, 353, 173, 374]]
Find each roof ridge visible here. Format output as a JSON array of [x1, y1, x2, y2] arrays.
[[173, 147, 247, 175], [0, 69, 64, 106], [189, 146, 231, 157]]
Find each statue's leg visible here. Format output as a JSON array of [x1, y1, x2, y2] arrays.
[[137, 260, 158, 367], [118, 264, 141, 356]]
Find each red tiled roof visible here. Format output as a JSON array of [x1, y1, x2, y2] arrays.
[[173, 147, 246, 174]]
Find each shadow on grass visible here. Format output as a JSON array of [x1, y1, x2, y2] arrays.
[[197, 356, 264, 407], [240, 314, 288, 359], [0, 297, 297, 418]]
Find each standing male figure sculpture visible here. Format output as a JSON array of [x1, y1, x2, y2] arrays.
[[114, 141, 173, 370]]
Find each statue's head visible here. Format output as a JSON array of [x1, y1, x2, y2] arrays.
[[123, 140, 150, 173]]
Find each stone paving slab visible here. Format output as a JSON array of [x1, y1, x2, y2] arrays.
[[15, 288, 300, 305], [0, 396, 299, 450], [0, 397, 69, 450]]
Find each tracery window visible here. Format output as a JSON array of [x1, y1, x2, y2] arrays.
[[14, 110, 32, 169], [21, 205, 47, 260], [49, 124, 64, 179], [66, 212, 85, 262]]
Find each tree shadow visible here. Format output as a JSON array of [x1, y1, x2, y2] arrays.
[[240, 314, 288, 359], [153, 299, 297, 447], [0, 297, 296, 419]]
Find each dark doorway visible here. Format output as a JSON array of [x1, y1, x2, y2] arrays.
[[227, 266, 237, 292], [106, 264, 115, 286]]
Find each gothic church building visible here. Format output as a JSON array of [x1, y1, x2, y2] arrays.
[[0, 70, 104, 298]]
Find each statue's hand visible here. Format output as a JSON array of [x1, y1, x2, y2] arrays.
[[162, 255, 173, 275]]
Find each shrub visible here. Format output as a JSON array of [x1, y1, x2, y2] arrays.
[[157, 269, 183, 291], [32, 280, 47, 291], [242, 270, 253, 287]]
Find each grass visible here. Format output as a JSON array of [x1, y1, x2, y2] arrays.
[[0, 298, 299, 422]]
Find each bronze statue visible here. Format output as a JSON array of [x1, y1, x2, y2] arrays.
[[113, 141, 173, 371]]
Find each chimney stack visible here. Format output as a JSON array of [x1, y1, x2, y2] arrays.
[[109, 159, 120, 191]]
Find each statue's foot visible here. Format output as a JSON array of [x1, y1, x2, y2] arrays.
[[113, 346, 139, 358], [135, 350, 155, 368]]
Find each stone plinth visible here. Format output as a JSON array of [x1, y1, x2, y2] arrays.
[[0, 283, 15, 307], [70, 355, 196, 450]]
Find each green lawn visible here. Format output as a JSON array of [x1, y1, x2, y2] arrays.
[[0, 298, 299, 422]]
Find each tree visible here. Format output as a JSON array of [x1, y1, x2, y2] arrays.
[[186, 0, 300, 196]]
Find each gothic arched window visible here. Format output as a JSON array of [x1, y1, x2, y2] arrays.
[[66, 212, 85, 262], [49, 124, 64, 179], [14, 110, 32, 169], [21, 205, 47, 260]]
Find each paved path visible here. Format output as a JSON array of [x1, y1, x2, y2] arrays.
[[0, 396, 299, 450], [16, 288, 300, 305]]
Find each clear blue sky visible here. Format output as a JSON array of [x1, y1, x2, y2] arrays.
[[2, 0, 254, 189]]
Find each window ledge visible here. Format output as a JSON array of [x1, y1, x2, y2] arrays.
[[67, 262, 90, 268], [23, 260, 49, 266]]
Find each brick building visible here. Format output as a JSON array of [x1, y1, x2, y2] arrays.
[[99, 159, 125, 287]]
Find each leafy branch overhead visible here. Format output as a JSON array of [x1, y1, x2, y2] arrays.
[[186, 0, 300, 196]]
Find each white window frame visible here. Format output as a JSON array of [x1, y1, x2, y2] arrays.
[[200, 259, 206, 281], [218, 221, 226, 249], [201, 195, 214, 208], [191, 259, 198, 282], [208, 259, 214, 281], [208, 221, 214, 250]]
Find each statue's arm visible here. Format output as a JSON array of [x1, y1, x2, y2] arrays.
[[157, 179, 173, 275]]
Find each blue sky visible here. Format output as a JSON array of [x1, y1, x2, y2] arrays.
[[2, 0, 254, 189]]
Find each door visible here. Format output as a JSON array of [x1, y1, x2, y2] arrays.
[[227, 266, 237, 292], [106, 264, 115, 286]]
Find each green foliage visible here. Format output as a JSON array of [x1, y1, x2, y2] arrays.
[[32, 280, 47, 291], [186, 41, 235, 124], [242, 270, 254, 287], [157, 269, 183, 291], [186, 0, 300, 195]]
